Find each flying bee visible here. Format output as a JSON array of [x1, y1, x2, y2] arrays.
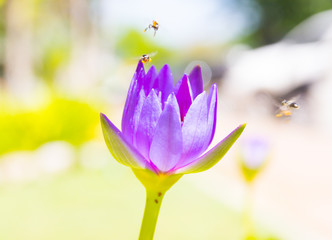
[[275, 99, 300, 118], [144, 20, 159, 36], [139, 52, 157, 64]]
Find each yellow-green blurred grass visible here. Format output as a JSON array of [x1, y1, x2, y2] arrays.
[[0, 167, 279, 240], [115, 29, 173, 69], [0, 97, 99, 156]]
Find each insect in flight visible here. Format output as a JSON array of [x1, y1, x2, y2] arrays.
[[144, 20, 159, 36], [275, 98, 300, 118], [139, 52, 157, 64]]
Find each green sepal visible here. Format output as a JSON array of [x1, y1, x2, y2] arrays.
[[100, 113, 148, 169], [132, 168, 183, 193], [177, 123, 246, 174]]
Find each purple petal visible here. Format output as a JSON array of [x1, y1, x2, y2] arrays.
[[205, 84, 217, 147], [176, 92, 209, 168], [136, 60, 145, 78], [175, 124, 246, 174], [173, 75, 182, 93], [122, 78, 139, 140], [153, 64, 174, 103], [122, 62, 146, 142], [149, 93, 183, 172], [100, 113, 152, 170], [134, 60, 146, 89], [135, 89, 162, 159], [122, 88, 146, 144], [143, 65, 158, 95], [188, 65, 203, 99], [175, 74, 193, 121]]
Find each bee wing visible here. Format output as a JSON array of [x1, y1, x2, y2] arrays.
[[131, 52, 157, 60], [131, 55, 143, 60], [274, 103, 284, 114], [285, 94, 300, 103], [271, 97, 288, 117], [255, 90, 282, 107], [148, 51, 158, 57], [274, 98, 283, 107]]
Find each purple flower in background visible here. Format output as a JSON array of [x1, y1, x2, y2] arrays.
[[238, 136, 269, 182], [241, 137, 269, 169], [101, 61, 245, 176]]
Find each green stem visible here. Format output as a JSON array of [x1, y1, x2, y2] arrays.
[[138, 189, 165, 240], [132, 168, 183, 240], [243, 183, 255, 239]]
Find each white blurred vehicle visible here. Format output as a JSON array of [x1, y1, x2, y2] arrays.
[[223, 10, 332, 130]]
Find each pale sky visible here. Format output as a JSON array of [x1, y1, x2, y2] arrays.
[[99, 0, 253, 48]]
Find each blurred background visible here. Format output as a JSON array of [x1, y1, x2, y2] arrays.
[[0, 0, 332, 239]]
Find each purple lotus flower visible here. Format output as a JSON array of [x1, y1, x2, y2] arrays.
[[101, 61, 245, 175], [101, 61, 245, 240]]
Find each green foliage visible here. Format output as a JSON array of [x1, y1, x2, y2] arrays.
[[236, 0, 332, 46], [35, 40, 71, 84], [34, 16, 71, 84], [115, 29, 172, 68], [0, 97, 99, 156]]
